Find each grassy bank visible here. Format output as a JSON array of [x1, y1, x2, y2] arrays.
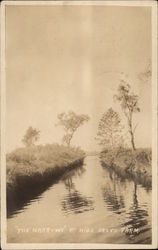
[[7, 144, 85, 216], [100, 148, 152, 188]]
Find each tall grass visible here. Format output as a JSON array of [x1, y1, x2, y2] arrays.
[[7, 144, 85, 216], [7, 144, 85, 183]]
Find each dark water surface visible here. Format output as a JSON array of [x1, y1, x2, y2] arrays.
[[7, 156, 152, 244]]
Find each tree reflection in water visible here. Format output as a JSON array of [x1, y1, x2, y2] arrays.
[[102, 170, 125, 214], [61, 165, 94, 214], [123, 181, 151, 243], [102, 166, 151, 244]]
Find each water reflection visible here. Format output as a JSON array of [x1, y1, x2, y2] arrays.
[[101, 160, 151, 192], [101, 165, 151, 244], [61, 190, 94, 214], [102, 171, 125, 214], [61, 165, 86, 191], [7, 156, 152, 244], [8, 164, 85, 218], [7, 178, 59, 219], [123, 182, 151, 243], [61, 166, 94, 214]]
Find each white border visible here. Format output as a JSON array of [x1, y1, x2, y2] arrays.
[[0, 0, 157, 6], [1, 1, 7, 249], [1, 1, 157, 249], [151, 1, 158, 248]]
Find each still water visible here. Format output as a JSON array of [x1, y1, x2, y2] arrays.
[[7, 156, 152, 244]]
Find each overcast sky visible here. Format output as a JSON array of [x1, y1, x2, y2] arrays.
[[6, 5, 152, 152]]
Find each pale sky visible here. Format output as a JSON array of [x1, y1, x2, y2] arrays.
[[6, 5, 152, 152]]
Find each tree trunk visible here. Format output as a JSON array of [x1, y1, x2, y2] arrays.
[[129, 119, 136, 151], [133, 182, 138, 206], [130, 130, 136, 151], [67, 132, 73, 147]]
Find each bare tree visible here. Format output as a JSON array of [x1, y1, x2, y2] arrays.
[[22, 126, 40, 147], [114, 81, 140, 150], [96, 108, 124, 149], [57, 111, 90, 146]]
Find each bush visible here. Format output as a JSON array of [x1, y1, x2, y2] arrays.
[[100, 147, 152, 186]]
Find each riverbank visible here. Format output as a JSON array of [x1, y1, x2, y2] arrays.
[[7, 155, 152, 244], [7, 144, 85, 216], [100, 148, 152, 188]]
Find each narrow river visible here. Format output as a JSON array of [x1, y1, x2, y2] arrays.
[[7, 156, 152, 244]]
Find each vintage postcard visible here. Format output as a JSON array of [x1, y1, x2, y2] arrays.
[[1, 0, 157, 249]]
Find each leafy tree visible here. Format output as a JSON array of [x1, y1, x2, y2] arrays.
[[114, 81, 140, 150], [22, 126, 40, 147], [57, 111, 90, 146], [96, 108, 124, 149]]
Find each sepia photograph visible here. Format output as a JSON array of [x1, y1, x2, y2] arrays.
[[1, 0, 157, 249]]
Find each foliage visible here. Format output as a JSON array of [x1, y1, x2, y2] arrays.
[[114, 81, 140, 150], [100, 148, 152, 177], [96, 108, 124, 149], [57, 111, 90, 146], [7, 144, 85, 186], [22, 126, 40, 147]]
